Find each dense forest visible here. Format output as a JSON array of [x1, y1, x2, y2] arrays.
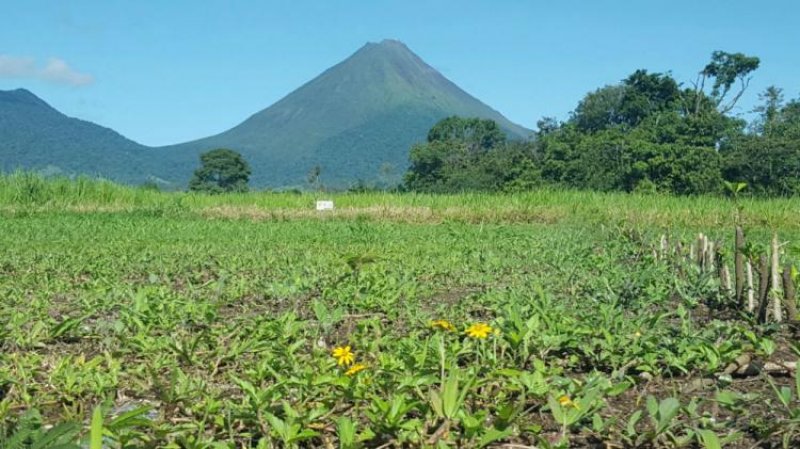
[[404, 51, 800, 196]]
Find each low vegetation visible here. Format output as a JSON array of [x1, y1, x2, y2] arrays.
[[1, 176, 800, 448]]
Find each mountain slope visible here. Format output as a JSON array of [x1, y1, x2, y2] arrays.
[[161, 40, 531, 187], [0, 89, 154, 183], [0, 40, 531, 188]]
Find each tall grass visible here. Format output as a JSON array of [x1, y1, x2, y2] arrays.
[[0, 172, 165, 207], [1, 171, 798, 232]]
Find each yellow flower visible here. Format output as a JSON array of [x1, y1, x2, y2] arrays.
[[430, 319, 455, 331], [332, 346, 355, 366], [558, 395, 579, 409], [633, 331, 642, 338], [465, 322, 493, 339], [345, 363, 367, 376]]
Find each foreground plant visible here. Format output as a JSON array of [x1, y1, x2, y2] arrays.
[[465, 322, 493, 339], [332, 345, 355, 366]]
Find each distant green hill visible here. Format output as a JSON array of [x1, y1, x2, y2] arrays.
[[0, 88, 155, 183], [1, 40, 531, 188]]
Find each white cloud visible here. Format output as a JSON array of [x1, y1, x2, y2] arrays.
[[0, 54, 94, 86], [39, 58, 94, 86], [0, 55, 36, 77]]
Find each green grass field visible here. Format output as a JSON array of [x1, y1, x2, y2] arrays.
[[1, 174, 800, 448]]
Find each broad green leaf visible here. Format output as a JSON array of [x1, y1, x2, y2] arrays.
[[478, 427, 514, 448], [89, 407, 104, 449], [697, 429, 722, 449], [337, 417, 356, 449], [30, 423, 80, 449], [656, 397, 681, 433]]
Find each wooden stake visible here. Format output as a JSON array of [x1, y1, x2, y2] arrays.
[[771, 234, 783, 322], [783, 265, 797, 322], [757, 254, 770, 324], [696, 234, 705, 269], [735, 226, 745, 307], [706, 240, 716, 272], [721, 264, 732, 296], [719, 354, 797, 377], [746, 259, 755, 313], [733, 361, 797, 377], [674, 241, 684, 277]]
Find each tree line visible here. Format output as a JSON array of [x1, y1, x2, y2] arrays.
[[405, 51, 800, 196]]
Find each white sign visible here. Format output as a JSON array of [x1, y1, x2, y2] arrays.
[[316, 200, 334, 211]]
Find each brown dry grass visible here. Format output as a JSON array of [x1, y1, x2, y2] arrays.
[[198, 204, 566, 224]]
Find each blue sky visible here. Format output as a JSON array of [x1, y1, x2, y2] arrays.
[[1, 0, 798, 146]]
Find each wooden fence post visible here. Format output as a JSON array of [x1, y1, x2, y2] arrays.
[[707, 240, 716, 272], [770, 234, 783, 322], [721, 264, 733, 297], [696, 234, 705, 269], [674, 241, 684, 277], [757, 255, 770, 324], [701, 234, 709, 271], [735, 226, 745, 307], [746, 259, 755, 313], [783, 265, 797, 322]]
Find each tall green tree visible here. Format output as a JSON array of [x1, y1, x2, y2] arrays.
[[307, 165, 323, 191], [723, 92, 800, 195], [571, 85, 627, 132], [723, 135, 800, 196], [536, 51, 760, 195], [693, 51, 760, 114], [405, 116, 535, 192], [188, 148, 251, 193], [571, 71, 680, 132], [750, 86, 784, 134], [426, 116, 506, 151]]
